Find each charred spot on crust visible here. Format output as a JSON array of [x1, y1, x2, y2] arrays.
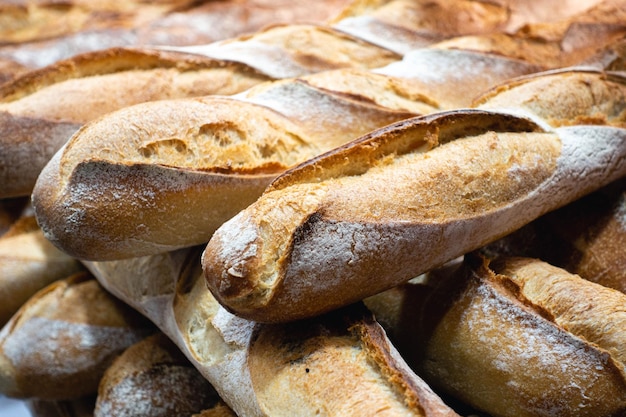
[[292, 211, 324, 245]]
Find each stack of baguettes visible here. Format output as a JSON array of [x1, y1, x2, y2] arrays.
[[1, 0, 626, 416]]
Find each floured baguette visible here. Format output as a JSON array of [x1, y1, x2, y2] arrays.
[[202, 71, 626, 322], [10, 0, 530, 200], [474, 68, 626, 126], [95, 333, 233, 417], [0, 47, 271, 199], [367, 255, 626, 417], [164, 23, 400, 80], [31, 46, 541, 261], [85, 248, 460, 417], [0, 271, 156, 400], [8, 0, 567, 200], [0, 215, 84, 325]]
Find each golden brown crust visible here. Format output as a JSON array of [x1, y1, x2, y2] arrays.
[[203, 77, 626, 322], [0, 271, 155, 400], [491, 257, 626, 365], [31, 44, 544, 260], [474, 69, 626, 127], [87, 248, 460, 417], [32, 68, 428, 260], [412, 256, 626, 417], [247, 305, 458, 416], [0, 47, 269, 104], [95, 333, 224, 417], [0, 47, 271, 199], [0, 215, 83, 325]]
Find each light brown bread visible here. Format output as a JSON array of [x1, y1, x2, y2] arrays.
[[0, 0, 354, 71], [0, 47, 271, 199], [331, 0, 611, 54], [202, 71, 626, 322], [377, 255, 626, 417], [85, 248, 460, 417], [95, 333, 230, 417], [0, 215, 84, 326], [474, 68, 626, 127], [0, 271, 155, 400], [9, 0, 557, 201]]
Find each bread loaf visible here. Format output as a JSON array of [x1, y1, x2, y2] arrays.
[[0, 215, 84, 325], [0, 271, 155, 400], [85, 247, 460, 417], [0, 47, 272, 199], [11, 0, 569, 200], [11, 0, 521, 201], [385, 255, 626, 417], [95, 333, 232, 417], [31, 45, 542, 261], [202, 70, 626, 322]]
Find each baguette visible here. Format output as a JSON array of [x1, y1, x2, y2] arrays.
[[0, 271, 156, 400], [0, 47, 271, 199], [367, 255, 626, 417], [9, 0, 522, 201], [202, 70, 626, 322], [95, 333, 234, 417], [0, 215, 84, 325], [31, 47, 541, 261], [85, 248, 460, 417]]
